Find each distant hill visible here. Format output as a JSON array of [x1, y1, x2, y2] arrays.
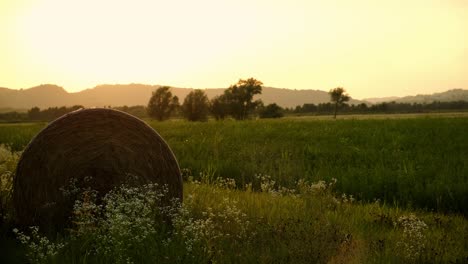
[[363, 96, 400, 104], [0, 84, 71, 110], [0, 84, 364, 109], [363, 89, 468, 104]]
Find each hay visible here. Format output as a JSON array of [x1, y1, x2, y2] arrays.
[[13, 108, 182, 230]]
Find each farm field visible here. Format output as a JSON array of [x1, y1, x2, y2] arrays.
[[286, 111, 468, 120], [1, 114, 467, 214], [0, 114, 467, 263]]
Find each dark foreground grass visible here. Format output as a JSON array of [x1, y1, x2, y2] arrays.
[[0, 116, 467, 214], [1, 181, 467, 264]]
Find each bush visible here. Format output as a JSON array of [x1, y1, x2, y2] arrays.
[[0, 145, 19, 225], [259, 103, 284, 118]]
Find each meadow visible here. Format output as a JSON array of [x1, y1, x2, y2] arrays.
[[1, 115, 467, 214], [0, 114, 467, 263]]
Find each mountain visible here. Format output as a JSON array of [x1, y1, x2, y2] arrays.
[[0, 84, 364, 109], [0, 84, 72, 109], [364, 96, 400, 104], [363, 89, 468, 104]]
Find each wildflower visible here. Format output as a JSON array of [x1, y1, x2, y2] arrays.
[[394, 214, 428, 260]]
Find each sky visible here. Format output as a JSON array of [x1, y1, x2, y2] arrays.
[[0, 0, 466, 99]]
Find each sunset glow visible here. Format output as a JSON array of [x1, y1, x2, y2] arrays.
[[1, 0, 467, 98]]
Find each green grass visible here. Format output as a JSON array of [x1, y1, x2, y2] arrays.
[[2, 181, 467, 263], [0, 119, 467, 264], [0, 122, 44, 151], [0, 116, 467, 214], [157, 117, 468, 214], [182, 182, 467, 263]]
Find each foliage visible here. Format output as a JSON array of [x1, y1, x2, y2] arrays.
[[0, 145, 19, 225], [209, 95, 230, 120], [0, 106, 83, 123], [13, 226, 65, 264], [259, 103, 284, 118], [0, 123, 44, 151], [329, 87, 350, 118], [31, 105, 84, 121], [5, 177, 467, 263], [113, 105, 148, 119], [212, 78, 263, 120], [0, 142, 466, 263], [394, 214, 428, 261], [0, 116, 467, 215], [147, 86, 180, 121], [293, 100, 468, 116], [151, 117, 468, 215], [182, 90, 210, 121]]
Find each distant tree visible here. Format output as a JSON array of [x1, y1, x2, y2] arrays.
[[114, 105, 148, 118], [356, 103, 368, 112], [224, 78, 263, 120], [182, 89, 210, 121], [210, 95, 230, 120], [295, 103, 318, 114], [27, 107, 41, 120], [0, 111, 28, 122], [147, 86, 179, 121], [329, 87, 350, 119], [259, 103, 284, 118]]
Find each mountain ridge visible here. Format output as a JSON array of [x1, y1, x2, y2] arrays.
[[0, 84, 362, 109], [0, 84, 466, 110], [363, 89, 468, 104]]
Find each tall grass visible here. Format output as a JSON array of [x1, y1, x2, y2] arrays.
[[155, 117, 468, 214], [4, 176, 468, 263], [0, 117, 467, 214], [0, 143, 467, 263]]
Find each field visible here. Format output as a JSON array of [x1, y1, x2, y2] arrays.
[[2, 115, 467, 214], [0, 114, 467, 263]]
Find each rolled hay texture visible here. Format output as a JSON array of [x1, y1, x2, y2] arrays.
[[14, 108, 182, 230]]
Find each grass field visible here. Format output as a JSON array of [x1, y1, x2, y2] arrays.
[[0, 114, 467, 263], [1, 115, 467, 214]]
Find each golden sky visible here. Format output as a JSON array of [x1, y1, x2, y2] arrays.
[[0, 0, 466, 99]]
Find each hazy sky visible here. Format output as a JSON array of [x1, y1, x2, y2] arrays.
[[0, 0, 466, 99]]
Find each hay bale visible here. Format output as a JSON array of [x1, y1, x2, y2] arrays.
[[13, 108, 182, 230]]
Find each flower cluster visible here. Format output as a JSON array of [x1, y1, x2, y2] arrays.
[[296, 178, 337, 195], [256, 174, 276, 194], [214, 177, 237, 190], [171, 195, 251, 259], [70, 183, 171, 263], [13, 226, 65, 264], [394, 214, 428, 260]]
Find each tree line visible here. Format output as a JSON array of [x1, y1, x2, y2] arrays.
[[146, 78, 275, 121], [1, 80, 467, 122], [292, 100, 468, 116], [0, 105, 84, 122]]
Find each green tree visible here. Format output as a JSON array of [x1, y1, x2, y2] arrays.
[[329, 87, 350, 119], [27, 107, 41, 120], [224, 78, 263, 120], [210, 95, 230, 120], [259, 103, 284, 119], [182, 89, 210, 121], [147, 86, 179, 121]]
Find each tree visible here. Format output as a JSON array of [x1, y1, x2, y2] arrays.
[[147, 86, 179, 121], [27, 107, 41, 120], [259, 103, 284, 118], [210, 95, 230, 120], [224, 78, 263, 120], [329, 87, 350, 119], [182, 89, 210, 121]]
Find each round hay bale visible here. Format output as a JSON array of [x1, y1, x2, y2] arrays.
[[13, 108, 182, 230]]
